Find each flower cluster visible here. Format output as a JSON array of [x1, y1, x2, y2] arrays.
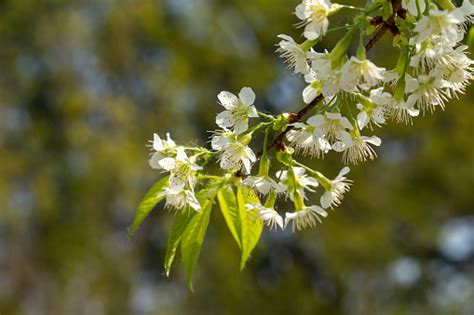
[[149, 134, 204, 211], [278, 0, 473, 167], [141, 0, 473, 236]]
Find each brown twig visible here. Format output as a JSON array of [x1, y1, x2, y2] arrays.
[[265, 0, 402, 154]]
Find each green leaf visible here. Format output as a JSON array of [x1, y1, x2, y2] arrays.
[[128, 176, 169, 238], [237, 187, 263, 270], [164, 209, 196, 277], [217, 185, 263, 270], [180, 190, 216, 291], [217, 186, 242, 248]]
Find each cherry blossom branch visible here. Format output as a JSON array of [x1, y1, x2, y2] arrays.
[[266, 0, 403, 153]]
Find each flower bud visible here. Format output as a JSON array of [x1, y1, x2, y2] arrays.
[[239, 133, 253, 146]]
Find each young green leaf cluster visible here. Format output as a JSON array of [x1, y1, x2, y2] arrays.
[[131, 0, 473, 288]]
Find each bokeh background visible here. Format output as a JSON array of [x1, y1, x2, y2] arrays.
[[1, 0, 473, 314]]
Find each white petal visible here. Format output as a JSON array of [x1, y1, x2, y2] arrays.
[[293, 167, 306, 176], [408, 108, 420, 117], [300, 176, 319, 189], [242, 158, 252, 174], [332, 141, 346, 152], [357, 112, 370, 130], [159, 158, 177, 171], [310, 206, 328, 217], [326, 112, 341, 120], [216, 111, 235, 128], [303, 85, 318, 104], [364, 136, 382, 146], [248, 105, 259, 118], [211, 135, 231, 151], [339, 131, 353, 146], [168, 177, 186, 194], [233, 119, 249, 134], [153, 133, 164, 151], [277, 34, 294, 42], [239, 87, 256, 106], [149, 152, 164, 169], [217, 91, 238, 109], [285, 211, 298, 219], [275, 215, 284, 229], [244, 147, 256, 162], [307, 115, 325, 127], [405, 76, 419, 93], [255, 179, 272, 195], [340, 116, 354, 130], [190, 163, 202, 171], [176, 147, 188, 162], [185, 191, 201, 211], [166, 133, 176, 147], [220, 151, 238, 170], [338, 166, 351, 178], [295, 4, 306, 20]]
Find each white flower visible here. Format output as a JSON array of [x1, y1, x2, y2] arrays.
[[382, 70, 401, 87], [307, 50, 333, 80], [149, 133, 176, 170], [295, 0, 341, 40], [321, 71, 343, 97], [320, 167, 352, 209], [439, 45, 474, 71], [160, 188, 201, 212], [369, 87, 394, 107], [333, 133, 382, 165], [286, 122, 331, 157], [409, 36, 454, 71], [307, 112, 353, 143], [246, 203, 284, 230], [356, 104, 385, 130], [405, 74, 448, 114], [356, 88, 388, 129], [435, 46, 474, 98], [276, 166, 319, 200], [160, 148, 202, 194], [376, 82, 420, 124], [441, 66, 474, 99], [211, 130, 256, 174], [340, 56, 385, 92], [243, 176, 283, 196], [383, 98, 420, 124], [215, 87, 258, 134], [302, 70, 323, 103], [277, 34, 310, 75], [285, 206, 328, 232], [401, 0, 425, 17], [307, 50, 343, 97], [413, 9, 462, 45]]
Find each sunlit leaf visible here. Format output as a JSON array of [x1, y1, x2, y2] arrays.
[[237, 187, 263, 270], [128, 176, 169, 238], [164, 208, 196, 277], [217, 186, 242, 248], [180, 190, 216, 290]]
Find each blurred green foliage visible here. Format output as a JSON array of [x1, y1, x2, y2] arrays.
[[0, 0, 473, 314]]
